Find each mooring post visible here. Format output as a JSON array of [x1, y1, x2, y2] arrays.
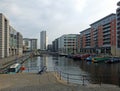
[[60, 71, 61, 80], [82, 75, 85, 86], [67, 73, 69, 84]]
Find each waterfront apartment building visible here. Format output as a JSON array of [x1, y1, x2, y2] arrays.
[[80, 14, 116, 55], [40, 31, 47, 50], [57, 34, 78, 54], [0, 13, 9, 58], [0, 13, 23, 58], [116, 1, 120, 56], [23, 38, 37, 52]]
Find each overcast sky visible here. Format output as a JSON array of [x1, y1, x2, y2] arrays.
[[0, 0, 119, 46]]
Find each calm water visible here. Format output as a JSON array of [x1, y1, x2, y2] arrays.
[[23, 55, 120, 86]]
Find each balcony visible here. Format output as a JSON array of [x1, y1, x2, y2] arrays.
[[103, 36, 110, 40], [103, 39, 110, 43], [103, 28, 110, 33], [103, 32, 110, 36], [103, 26, 111, 30], [103, 23, 110, 27]]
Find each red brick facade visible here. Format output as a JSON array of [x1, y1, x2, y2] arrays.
[[110, 19, 116, 46], [98, 26, 103, 47], [91, 29, 94, 47], [82, 34, 86, 48]]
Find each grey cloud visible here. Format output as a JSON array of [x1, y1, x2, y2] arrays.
[[0, 0, 119, 45]]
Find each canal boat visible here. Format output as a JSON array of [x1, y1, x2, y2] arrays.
[[59, 53, 68, 56], [8, 63, 21, 73], [85, 56, 92, 61], [72, 54, 81, 60], [92, 57, 109, 63], [81, 54, 90, 60], [66, 54, 73, 58], [105, 57, 120, 63]]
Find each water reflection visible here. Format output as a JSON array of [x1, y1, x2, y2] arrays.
[[78, 61, 120, 86], [23, 55, 120, 86]]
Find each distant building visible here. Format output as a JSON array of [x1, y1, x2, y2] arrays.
[[47, 44, 53, 51], [9, 25, 17, 56], [54, 34, 78, 54], [52, 38, 59, 52], [17, 32, 23, 55], [40, 31, 47, 50], [23, 38, 37, 52], [31, 39, 37, 50], [23, 38, 31, 52]]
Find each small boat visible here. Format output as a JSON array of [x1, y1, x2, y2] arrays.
[[92, 57, 109, 63], [72, 54, 81, 60], [59, 53, 68, 57], [85, 56, 92, 61], [66, 54, 73, 58], [105, 57, 120, 63], [8, 63, 21, 74], [81, 54, 90, 60]]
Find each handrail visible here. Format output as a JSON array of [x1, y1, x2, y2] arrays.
[[54, 67, 89, 85], [54, 67, 113, 85]]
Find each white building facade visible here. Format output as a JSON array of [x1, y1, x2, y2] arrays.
[[0, 13, 23, 58], [58, 34, 78, 54]]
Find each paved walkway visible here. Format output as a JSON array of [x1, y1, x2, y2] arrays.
[[0, 72, 120, 91]]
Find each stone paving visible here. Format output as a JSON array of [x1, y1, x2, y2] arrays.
[[0, 72, 120, 91], [0, 72, 74, 91]]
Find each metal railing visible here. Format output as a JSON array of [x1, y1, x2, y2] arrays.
[[54, 67, 89, 85], [54, 67, 120, 86]]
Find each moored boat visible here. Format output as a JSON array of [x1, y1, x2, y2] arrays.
[[85, 56, 92, 61], [8, 63, 21, 74], [92, 57, 109, 63], [105, 57, 120, 63], [72, 54, 81, 60], [81, 54, 90, 60]]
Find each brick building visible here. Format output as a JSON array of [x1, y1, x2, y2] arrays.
[[80, 14, 116, 55]]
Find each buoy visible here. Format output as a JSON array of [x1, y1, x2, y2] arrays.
[[20, 66, 26, 71]]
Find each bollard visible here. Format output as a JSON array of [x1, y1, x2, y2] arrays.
[[60, 71, 61, 80], [99, 75, 102, 86], [82, 75, 85, 86], [67, 73, 69, 84]]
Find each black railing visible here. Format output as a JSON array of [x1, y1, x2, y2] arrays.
[[54, 67, 120, 86], [54, 68, 90, 85]]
